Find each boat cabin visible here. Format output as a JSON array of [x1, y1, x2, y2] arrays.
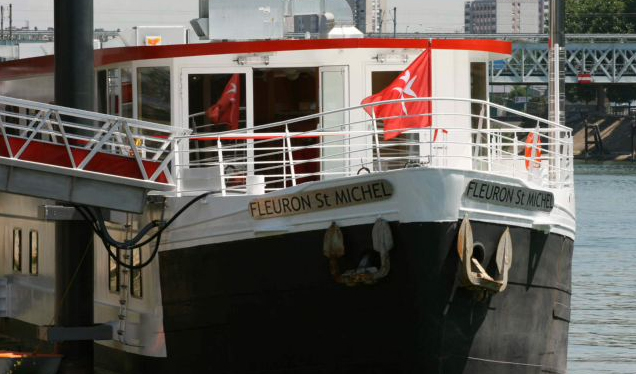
[[0, 39, 513, 194]]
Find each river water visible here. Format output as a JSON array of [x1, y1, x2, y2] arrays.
[[568, 163, 636, 373]]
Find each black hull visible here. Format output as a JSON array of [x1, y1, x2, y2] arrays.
[[149, 220, 572, 374]]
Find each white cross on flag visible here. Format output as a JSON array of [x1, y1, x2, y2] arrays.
[[362, 49, 432, 140]]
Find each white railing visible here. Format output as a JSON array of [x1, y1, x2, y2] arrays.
[[0, 96, 189, 187], [174, 97, 573, 195]]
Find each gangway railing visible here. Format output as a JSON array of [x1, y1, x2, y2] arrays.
[[174, 98, 573, 196], [0, 96, 189, 212]]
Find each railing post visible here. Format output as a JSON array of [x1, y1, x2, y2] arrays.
[[555, 127, 562, 185], [217, 138, 227, 196], [429, 126, 433, 165], [371, 111, 382, 172], [513, 130, 519, 179], [583, 117, 589, 161], [282, 137, 287, 188], [0, 113, 13, 158], [631, 118, 636, 162], [285, 125, 296, 186], [486, 102, 492, 172]]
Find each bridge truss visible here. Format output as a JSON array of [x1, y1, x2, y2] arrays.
[[490, 42, 636, 84], [372, 33, 636, 85]]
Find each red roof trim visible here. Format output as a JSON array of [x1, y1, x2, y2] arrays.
[[432, 39, 512, 55], [94, 39, 431, 66], [0, 39, 511, 81], [0, 55, 54, 80]]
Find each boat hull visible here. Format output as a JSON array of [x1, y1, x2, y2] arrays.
[[150, 219, 572, 374]]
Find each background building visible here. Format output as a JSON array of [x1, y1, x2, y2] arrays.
[[346, 0, 387, 33], [464, 0, 548, 34]]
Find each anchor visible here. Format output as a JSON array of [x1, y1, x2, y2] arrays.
[[457, 216, 513, 297], [323, 218, 394, 286]]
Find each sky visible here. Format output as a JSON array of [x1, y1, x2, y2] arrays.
[[6, 0, 466, 33]]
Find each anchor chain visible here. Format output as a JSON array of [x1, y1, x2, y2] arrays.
[[323, 218, 394, 286], [457, 216, 513, 298]]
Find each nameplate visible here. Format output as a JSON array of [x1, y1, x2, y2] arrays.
[[249, 180, 394, 219], [465, 179, 554, 212]]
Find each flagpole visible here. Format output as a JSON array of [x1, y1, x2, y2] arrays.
[[371, 110, 383, 172]]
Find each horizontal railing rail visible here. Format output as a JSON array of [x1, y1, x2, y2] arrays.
[[174, 97, 573, 196]]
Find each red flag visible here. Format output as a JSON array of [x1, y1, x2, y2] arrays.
[[206, 74, 241, 131], [362, 49, 432, 140]]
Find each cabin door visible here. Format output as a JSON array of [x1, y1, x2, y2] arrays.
[[319, 66, 348, 180], [180, 67, 254, 176]]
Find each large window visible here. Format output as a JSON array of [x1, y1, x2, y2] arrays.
[[12, 228, 21, 273], [252, 68, 320, 187], [187, 73, 248, 170], [138, 67, 171, 124]]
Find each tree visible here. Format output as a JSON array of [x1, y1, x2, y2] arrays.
[[566, 0, 636, 33]]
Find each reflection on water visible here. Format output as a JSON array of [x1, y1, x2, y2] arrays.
[[569, 163, 636, 374]]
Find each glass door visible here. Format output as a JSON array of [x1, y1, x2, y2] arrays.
[[319, 66, 348, 180], [180, 67, 253, 175]]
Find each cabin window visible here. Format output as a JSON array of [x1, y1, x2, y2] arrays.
[[131, 248, 142, 298], [471, 62, 495, 169], [29, 230, 38, 275], [12, 228, 21, 273], [137, 67, 171, 124], [108, 249, 120, 293], [121, 68, 133, 118], [98, 68, 134, 118], [470, 62, 488, 129], [97, 70, 107, 114], [253, 68, 320, 187], [187, 73, 247, 168], [188, 73, 247, 133]]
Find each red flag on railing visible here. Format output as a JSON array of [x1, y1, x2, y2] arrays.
[[361, 49, 432, 140], [206, 74, 241, 131]]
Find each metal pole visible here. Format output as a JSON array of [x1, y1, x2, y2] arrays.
[[548, 0, 564, 180], [54, 0, 95, 373], [392, 7, 397, 38], [584, 117, 588, 161], [1, 6, 4, 40], [631, 117, 636, 162], [8, 4, 12, 41], [55, 0, 95, 112]]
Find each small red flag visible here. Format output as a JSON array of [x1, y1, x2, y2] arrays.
[[206, 74, 241, 131], [362, 49, 432, 140]]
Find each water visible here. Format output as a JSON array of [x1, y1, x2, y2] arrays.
[[568, 163, 636, 374]]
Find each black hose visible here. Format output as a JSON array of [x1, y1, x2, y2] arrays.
[[102, 233, 162, 271], [73, 189, 220, 270]]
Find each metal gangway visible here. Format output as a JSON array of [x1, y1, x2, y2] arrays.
[[0, 96, 188, 213]]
